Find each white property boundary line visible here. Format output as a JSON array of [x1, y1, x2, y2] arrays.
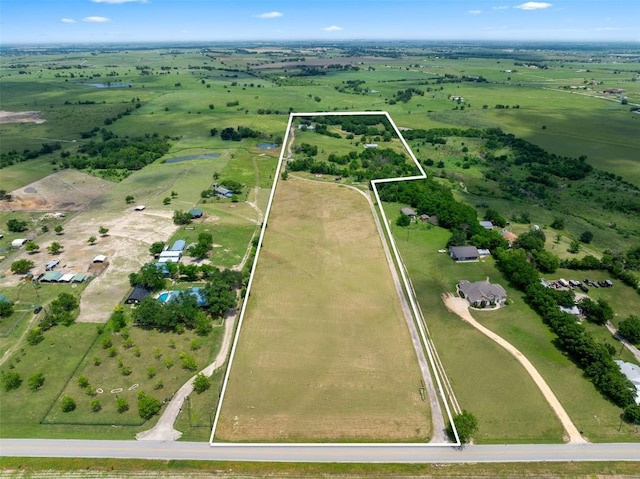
[[209, 111, 460, 447]]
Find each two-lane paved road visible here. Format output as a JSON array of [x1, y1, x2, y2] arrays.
[[1, 439, 639, 463]]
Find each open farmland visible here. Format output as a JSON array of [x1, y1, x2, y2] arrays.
[[215, 178, 430, 442]]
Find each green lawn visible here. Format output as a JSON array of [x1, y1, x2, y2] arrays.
[[385, 204, 640, 442]]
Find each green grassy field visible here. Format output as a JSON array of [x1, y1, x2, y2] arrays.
[[1, 43, 639, 448], [216, 179, 430, 442], [384, 203, 640, 442]]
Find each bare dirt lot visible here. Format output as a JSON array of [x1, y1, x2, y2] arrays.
[[0, 110, 46, 124], [216, 178, 430, 442], [0, 171, 177, 323], [1, 170, 114, 212]]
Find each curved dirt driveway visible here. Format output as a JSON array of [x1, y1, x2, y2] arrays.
[[442, 293, 586, 444]]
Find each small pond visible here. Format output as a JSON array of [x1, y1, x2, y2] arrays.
[[164, 154, 220, 164], [257, 143, 279, 149], [82, 82, 133, 88]]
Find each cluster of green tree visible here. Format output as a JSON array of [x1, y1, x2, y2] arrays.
[[560, 250, 640, 294], [413, 127, 640, 219], [218, 126, 263, 141], [379, 179, 508, 251], [495, 249, 637, 410], [313, 114, 395, 136], [618, 315, 640, 345], [0, 300, 14, 319], [132, 269, 242, 333], [0, 142, 61, 168], [294, 143, 318, 156], [289, 147, 416, 183], [172, 208, 195, 224], [334, 79, 368, 94], [59, 133, 170, 171], [38, 292, 79, 330], [6, 218, 29, 232], [389, 87, 425, 104], [189, 232, 213, 260]]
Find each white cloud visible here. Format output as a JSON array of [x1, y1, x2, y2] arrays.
[[256, 11, 283, 19], [91, 0, 148, 4], [515, 2, 553, 10], [59, 18, 76, 23], [83, 16, 110, 22], [469, 10, 482, 14], [323, 25, 343, 32]]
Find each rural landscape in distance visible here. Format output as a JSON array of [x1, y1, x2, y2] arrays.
[[1, 0, 639, 477]]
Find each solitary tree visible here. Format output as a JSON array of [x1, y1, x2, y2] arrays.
[[0, 301, 14, 318], [11, 259, 34, 274], [580, 231, 594, 244], [98, 226, 109, 236], [1, 371, 22, 391], [28, 372, 45, 392], [125, 195, 135, 204], [448, 410, 478, 444], [193, 373, 211, 394], [25, 241, 40, 254], [54, 225, 64, 235], [61, 396, 76, 412], [87, 236, 97, 245], [48, 241, 63, 254]]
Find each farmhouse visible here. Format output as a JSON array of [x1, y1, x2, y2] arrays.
[[125, 285, 152, 305], [458, 280, 507, 308], [400, 207, 417, 221], [615, 360, 640, 404], [449, 245, 480, 262], [214, 185, 234, 198]]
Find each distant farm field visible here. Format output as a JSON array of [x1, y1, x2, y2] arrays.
[[215, 178, 430, 442]]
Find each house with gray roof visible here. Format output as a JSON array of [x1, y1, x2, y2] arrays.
[[458, 280, 507, 308], [449, 245, 480, 262]]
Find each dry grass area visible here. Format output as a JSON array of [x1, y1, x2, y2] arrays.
[[0, 171, 177, 323], [0, 110, 46, 124], [0, 170, 113, 212], [216, 178, 430, 442]]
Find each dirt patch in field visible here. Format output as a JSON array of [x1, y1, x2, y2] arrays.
[[0, 110, 46, 124], [0, 207, 177, 323], [0, 170, 114, 212]]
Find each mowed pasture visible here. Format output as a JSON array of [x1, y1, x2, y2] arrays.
[[216, 178, 430, 442]]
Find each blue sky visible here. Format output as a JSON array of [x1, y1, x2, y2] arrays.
[[1, 0, 638, 45]]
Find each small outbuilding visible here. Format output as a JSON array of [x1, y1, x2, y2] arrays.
[[125, 285, 152, 305], [214, 186, 234, 198], [400, 207, 417, 220], [11, 239, 27, 248], [45, 259, 60, 271], [59, 273, 75, 283], [92, 254, 107, 263], [449, 246, 480, 262], [40, 271, 63, 282], [134, 205, 146, 211], [189, 208, 203, 219]]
